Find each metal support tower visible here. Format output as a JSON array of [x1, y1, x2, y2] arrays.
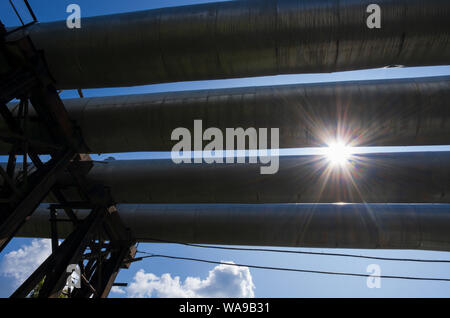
[[0, 3, 136, 298]]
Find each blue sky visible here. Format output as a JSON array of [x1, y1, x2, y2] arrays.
[[0, 0, 450, 298]]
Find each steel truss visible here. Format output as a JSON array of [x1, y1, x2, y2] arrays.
[[11, 204, 136, 298], [0, 12, 136, 298]]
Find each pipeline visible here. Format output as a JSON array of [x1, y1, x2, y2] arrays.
[[15, 0, 450, 89], [50, 152, 450, 204], [1, 76, 450, 154], [17, 203, 450, 251]]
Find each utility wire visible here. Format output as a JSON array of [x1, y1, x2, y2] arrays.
[[134, 252, 450, 282], [139, 237, 450, 263]]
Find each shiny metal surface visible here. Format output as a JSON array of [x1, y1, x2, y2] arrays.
[[18, 203, 450, 251], [21, 0, 450, 89], [1, 76, 449, 154], [52, 152, 450, 204]]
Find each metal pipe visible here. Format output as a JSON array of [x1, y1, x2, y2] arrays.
[[2, 76, 450, 154], [53, 152, 450, 204], [17, 203, 450, 251], [20, 0, 450, 89]]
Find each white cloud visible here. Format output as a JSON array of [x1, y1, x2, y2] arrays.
[[0, 240, 256, 298], [0, 239, 52, 287], [126, 261, 255, 298], [111, 286, 126, 294]]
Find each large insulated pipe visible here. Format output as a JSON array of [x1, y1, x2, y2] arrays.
[[18, 0, 450, 89], [17, 203, 450, 251], [2, 76, 450, 154], [53, 152, 450, 204]]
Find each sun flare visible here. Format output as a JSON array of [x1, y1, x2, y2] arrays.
[[325, 142, 353, 166]]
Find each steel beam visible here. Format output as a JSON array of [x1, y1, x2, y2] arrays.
[[11, 207, 106, 298], [11, 203, 134, 298], [0, 149, 75, 253], [71, 244, 133, 298]]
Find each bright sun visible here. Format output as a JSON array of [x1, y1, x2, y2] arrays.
[[325, 142, 353, 166]]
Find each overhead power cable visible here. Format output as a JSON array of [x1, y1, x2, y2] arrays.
[[134, 252, 450, 283], [140, 237, 450, 263]]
